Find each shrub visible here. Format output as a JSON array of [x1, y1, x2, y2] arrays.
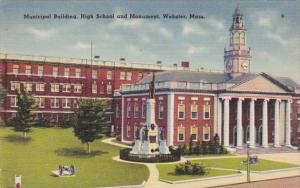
[[34, 118, 53, 128], [175, 160, 208, 176], [183, 144, 189, 155]]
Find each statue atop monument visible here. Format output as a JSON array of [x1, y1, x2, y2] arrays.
[[149, 72, 155, 99]]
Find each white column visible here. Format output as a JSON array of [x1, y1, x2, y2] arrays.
[[262, 99, 269, 147], [217, 98, 222, 142], [167, 93, 174, 146], [274, 99, 280, 147], [237, 98, 243, 148], [249, 98, 256, 148], [285, 100, 291, 146], [223, 97, 230, 147], [121, 96, 125, 142]]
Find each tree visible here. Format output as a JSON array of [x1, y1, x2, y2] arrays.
[[73, 99, 109, 154], [9, 90, 36, 138], [0, 83, 7, 126]]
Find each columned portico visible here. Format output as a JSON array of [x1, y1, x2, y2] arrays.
[[236, 98, 243, 148], [249, 98, 256, 148], [274, 99, 280, 147], [285, 100, 292, 146], [262, 99, 269, 147], [223, 97, 230, 147]]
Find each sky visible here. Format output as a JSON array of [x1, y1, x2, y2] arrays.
[[0, 0, 299, 82]]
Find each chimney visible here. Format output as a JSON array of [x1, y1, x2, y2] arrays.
[[119, 58, 126, 61], [181, 61, 190, 68]]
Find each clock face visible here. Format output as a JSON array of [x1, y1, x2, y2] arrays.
[[226, 61, 233, 72], [241, 63, 248, 70]]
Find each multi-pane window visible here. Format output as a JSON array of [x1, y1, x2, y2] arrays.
[[50, 113, 58, 122], [75, 68, 81, 78], [126, 72, 132, 80], [74, 84, 82, 93], [142, 101, 146, 118], [138, 72, 143, 80], [269, 103, 275, 120], [51, 98, 59, 108], [127, 103, 131, 118], [52, 67, 58, 76], [191, 126, 198, 141], [36, 83, 45, 92], [92, 84, 97, 94], [106, 84, 112, 94], [25, 65, 31, 75], [51, 83, 60, 92], [297, 101, 300, 120], [126, 124, 131, 137], [116, 104, 121, 118], [203, 102, 210, 119], [158, 102, 164, 119], [178, 125, 185, 141], [11, 82, 20, 91], [203, 125, 210, 141], [134, 102, 139, 118], [107, 70, 112, 79], [73, 100, 78, 108], [178, 101, 185, 119], [120, 72, 126, 80], [64, 68, 70, 77], [11, 96, 17, 107], [62, 98, 71, 108], [13, 64, 19, 74], [36, 113, 43, 120], [35, 97, 45, 108], [92, 69, 97, 79], [38, 65, 43, 75], [24, 83, 32, 92], [62, 84, 71, 92], [191, 102, 198, 119]]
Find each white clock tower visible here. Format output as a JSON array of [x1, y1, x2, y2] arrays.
[[224, 6, 251, 75]]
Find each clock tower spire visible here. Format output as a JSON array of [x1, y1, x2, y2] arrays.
[[224, 5, 251, 75]]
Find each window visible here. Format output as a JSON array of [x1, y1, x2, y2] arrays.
[[24, 83, 32, 92], [178, 125, 185, 141], [51, 98, 59, 108], [38, 65, 43, 75], [92, 69, 97, 79], [11, 96, 17, 107], [107, 70, 112, 79], [13, 64, 19, 74], [36, 113, 43, 120], [177, 81, 187, 88], [120, 72, 125, 80], [35, 97, 45, 108], [178, 101, 185, 119], [106, 84, 112, 94], [270, 103, 275, 120], [62, 98, 71, 108], [92, 84, 97, 94], [62, 84, 71, 92], [51, 83, 60, 92], [116, 104, 121, 118], [64, 67, 70, 77], [11, 82, 20, 91], [126, 124, 131, 137], [297, 123, 300, 138], [50, 113, 58, 122], [36, 83, 45, 92], [191, 126, 198, 141], [127, 103, 131, 118], [203, 102, 210, 119], [53, 67, 58, 76], [138, 72, 143, 80], [191, 102, 198, 119], [74, 84, 82, 93], [142, 101, 146, 118], [126, 72, 132, 80], [73, 100, 78, 108], [75, 68, 81, 78], [297, 101, 300, 120], [203, 125, 210, 141], [134, 102, 139, 118], [158, 102, 164, 119], [25, 65, 31, 75]]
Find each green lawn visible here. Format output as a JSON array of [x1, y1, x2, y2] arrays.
[[183, 154, 233, 158], [0, 128, 149, 188], [193, 157, 298, 171], [157, 163, 239, 181]]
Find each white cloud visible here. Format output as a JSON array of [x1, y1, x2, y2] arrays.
[[158, 27, 173, 39], [126, 44, 142, 56], [206, 18, 225, 30], [266, 32, 288, 47], [182, 23, 208, 36], [252, 10, 278, 28], [187, 46, 206, 56], [73, 42, 91, 50], [26, 26, 56, 39]]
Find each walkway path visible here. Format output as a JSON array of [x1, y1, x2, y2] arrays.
[[104, 138, 300, 188], [102, 137, 131, 148]]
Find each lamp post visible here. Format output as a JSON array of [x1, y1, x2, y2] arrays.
[[246, 141, 250, 183]]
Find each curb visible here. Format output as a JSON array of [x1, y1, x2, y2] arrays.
[[159, 172, 243, 184], [96, 181, 146, 188], [252, 167, 300, 174]]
